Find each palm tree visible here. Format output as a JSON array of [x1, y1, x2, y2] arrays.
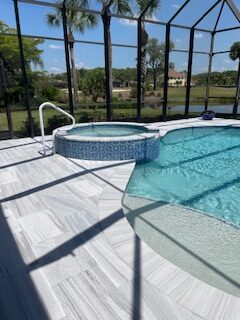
[[229, 41, 240, 62], [135, 0, 160, 104], [229, 42, 240, 115], [100, 0, 132, 120], [46, 1, 97, 105]]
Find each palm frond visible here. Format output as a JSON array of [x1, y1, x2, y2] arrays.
[[46, 13, 61, 27], [229, 42, 240, 61], [135, 0, 160, 18], [72, 12, 98, 34], [112, 0, 133, 15]]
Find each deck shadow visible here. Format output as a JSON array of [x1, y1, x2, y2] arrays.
[[0, 204, 51, 319]]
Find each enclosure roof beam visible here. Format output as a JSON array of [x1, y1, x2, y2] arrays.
[[1, 31, 137, 48], [167, 0, 190, 24], [226, 0, 240, 23], [17, 0, 213, 32], [214, 50, 233, 54], [17, 0, 60, 9], [17, 0, 102, 15], [215, 25, 240, 32], [213, 0, 225, 32], [192, 0, 223, 28], [139, 0, 156, 19]]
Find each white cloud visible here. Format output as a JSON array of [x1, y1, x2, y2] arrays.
[[181, 62, 188, 66], [148, 14, 158, 21], [49, 67, 62, 73], [176, 39, 181, 43], [224, 59, 232, 64], [119, 14, 158, 26], [172, 4, 180, 9], [194, 33, 203, 39], [119, 18, 137, 26], [212, 65, 227, 72], [48, 44, 64, 50], [75, 60, 89, 69]]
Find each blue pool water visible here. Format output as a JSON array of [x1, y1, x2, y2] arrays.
[[68, 125, 148, 137], [127, 126, 240, 227]]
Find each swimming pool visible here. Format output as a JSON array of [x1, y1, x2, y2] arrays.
[[127, 126, 240, 228]]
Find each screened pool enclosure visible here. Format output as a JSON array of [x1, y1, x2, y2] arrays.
[[0, 0, 239, 138]]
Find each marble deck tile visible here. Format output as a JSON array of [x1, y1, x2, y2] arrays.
[[100, 185, 124, 200], [98, 198, 123, 217], [0, 169, 18, 185], [30, 269, 66, 320], [53, 266, 132, 320], [60, 208, 99, 237], [144, 259, 181, 288], [84, 238, 133, 286], [30, 237, 86, 286], [2, 207, 22, 234], [14, 230, 37, 265], [68, 179, 103, 198], [119, 277, 202, 320], [18, 209, 63, 244]]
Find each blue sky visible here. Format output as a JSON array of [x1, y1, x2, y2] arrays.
[[0, 0, 239, 75]]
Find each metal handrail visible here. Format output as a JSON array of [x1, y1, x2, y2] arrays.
[[39, 102, 75, 155]]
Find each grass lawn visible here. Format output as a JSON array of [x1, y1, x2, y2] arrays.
[[113, 86, 236, 100], [168, 87, 235, 99]]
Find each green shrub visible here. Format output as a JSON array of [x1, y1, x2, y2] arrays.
[[8, 86, 24, 104], [78, 114, 94, 123], [56, 91, 69, 104], [92, 110, 106, 122], [112, 96, 119, 102], [47, 115, 70, 133], [22, 116, 40, 136], [130, 84, 137, 98]]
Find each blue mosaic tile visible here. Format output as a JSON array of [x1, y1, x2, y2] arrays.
[[55, 135, 160, 161]]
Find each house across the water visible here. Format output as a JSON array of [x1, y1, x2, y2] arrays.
[[159, 69, 196, 87]]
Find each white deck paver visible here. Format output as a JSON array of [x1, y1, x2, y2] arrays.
[[0, 118, 239, 319]]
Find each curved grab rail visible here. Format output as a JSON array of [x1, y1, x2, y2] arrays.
[[39, 102, 75, 155]]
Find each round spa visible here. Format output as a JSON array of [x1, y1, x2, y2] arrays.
[[54, 122, 160, 161]]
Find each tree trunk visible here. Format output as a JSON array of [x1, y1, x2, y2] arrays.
[[140, 24, 148, 106], [233, 58, 240, 117], [68, 34, 79, 105], [153, 70, 157, 90], [102, 8, 113, 121]]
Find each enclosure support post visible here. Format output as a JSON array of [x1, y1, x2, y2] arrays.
[[0, 52, 13, 138], [13, 0, 34, 137], [62, 1, 74, 116], [185, 28, 194, 117], [102, 9, 112, 121], [233, 59, 240, 118], [4, 93, 14, 139], [137, 19, 142, 121], [205, 33, 215, 111], [162, 23, 170, 121]]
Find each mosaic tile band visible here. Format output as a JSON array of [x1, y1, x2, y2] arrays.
[[55, 135, 160, 161]]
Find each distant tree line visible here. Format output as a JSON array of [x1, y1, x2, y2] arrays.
[[192, 70, 238, 86]]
